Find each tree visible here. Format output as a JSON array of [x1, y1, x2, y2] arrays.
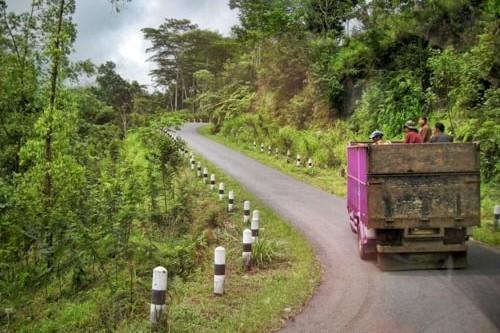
[[93, 61, 135, 134], [0, 1, 42, 175], [143, 18, 198, 110], [143, 19, 238, 111], [229, 0, 304, 40], [303, 0, 359, 37]]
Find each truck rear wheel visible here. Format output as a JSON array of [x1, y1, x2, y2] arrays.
[[358, 227, 374, 260]]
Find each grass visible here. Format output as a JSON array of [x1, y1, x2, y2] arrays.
[[473, 182, 500, 245], [200, 124, 500, 246], [198, 125, 346, 196]]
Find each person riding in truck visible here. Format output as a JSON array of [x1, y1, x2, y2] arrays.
[[418, 116, 432, 143], [403, 120, 423, 144], [430, 122, 454, 143], [369, 130, 391, 145]]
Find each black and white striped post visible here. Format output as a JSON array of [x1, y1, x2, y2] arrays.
[[307, 158, 313, 169], [150, 266, 167, 328], [210, 174, 216, 191], [190, 157, 195, 170], [287, 149, 291, 163], [214, 246, 226, 295], [268, 145, 272, 155], [228, 191, 234, 212], [494, 205, 500, 228], [296, 154, 301, 167], [243, 200, 250, 223], [253, 141, 256, 150], [251, 210, 260, 242], [218, 182, 225, 201], [203, 168, 208, 184], [260, 143, 264, 153], [242, 229, 252, 267], [197, 162, 202, 177]]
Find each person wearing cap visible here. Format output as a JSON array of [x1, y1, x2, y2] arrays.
[[369, 130, 391, 145], [403, 120, 423, 144], [430, 122, 453, 142]]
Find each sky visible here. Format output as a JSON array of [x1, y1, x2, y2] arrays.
[[5, 0, 240, 89]]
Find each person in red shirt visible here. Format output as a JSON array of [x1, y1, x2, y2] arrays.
[[403, 120, 423, 143]]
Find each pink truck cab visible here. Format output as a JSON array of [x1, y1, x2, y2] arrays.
[[346, 142, 480, 270]]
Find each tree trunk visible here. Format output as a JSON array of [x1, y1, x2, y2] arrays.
[[175, 71, 179, 111], [120, 107, 127, 136], [43, 0, 65, 270]]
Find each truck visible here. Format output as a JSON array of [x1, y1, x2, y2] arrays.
[[346, 142, 480, 270]]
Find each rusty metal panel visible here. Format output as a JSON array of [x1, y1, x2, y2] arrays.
[[367, 174, 480, 229], [367, 143, 480, 175]]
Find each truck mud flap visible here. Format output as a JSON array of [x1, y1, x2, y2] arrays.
[[377, 252, 467, 271]]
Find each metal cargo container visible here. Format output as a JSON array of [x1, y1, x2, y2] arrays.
[[346, 142, 480, 270]]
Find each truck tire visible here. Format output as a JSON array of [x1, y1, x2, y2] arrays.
[[357, 226, 371, 260]]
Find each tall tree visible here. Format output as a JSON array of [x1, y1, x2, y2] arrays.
[[143, 19, 197, 110], [93, 61, 134, 134], [143, 19, 237, 111]]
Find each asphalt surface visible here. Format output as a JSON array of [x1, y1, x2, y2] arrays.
[[178, 123, 500, 333]]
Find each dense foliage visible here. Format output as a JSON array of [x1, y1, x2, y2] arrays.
[[0, 2, 323, 331], [197, 0, 499, 186], [0, 1, 208, 330]]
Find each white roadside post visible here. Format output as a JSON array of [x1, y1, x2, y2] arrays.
[[308, 158, 313, 169], [150, 266, 167, 328], [296, 154, 301, 167], [210, 174, 216, 191], [251, 210, 260, 242], [228, 191, 235, 212], [275, 147, 279, 156], [197, 162, 202, 177], [203, 168, 208, 184], [214, 247, 226, 295], [242, 229, 252, 267], [218, 183, 225, 201], [243, 200, 251, 223], [287, 149, 291, 163], [190, 157, 195, 170], [494, 205, 500, 228], [260, 143, 264, 153], [253, 141, 256, 150], [268, 145, 272, 155]]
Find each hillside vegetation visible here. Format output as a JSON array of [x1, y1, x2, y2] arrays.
[[0, 1, 320, 331], [190, 0, 498, 240]]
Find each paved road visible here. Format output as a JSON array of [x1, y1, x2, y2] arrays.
[[178, 123, 500, 333]]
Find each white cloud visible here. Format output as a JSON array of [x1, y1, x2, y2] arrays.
[[5, 0, 240, 89]]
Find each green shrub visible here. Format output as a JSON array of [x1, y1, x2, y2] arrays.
[[251, 238, 286, 268]]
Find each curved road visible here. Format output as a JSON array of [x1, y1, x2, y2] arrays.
[[178, 123, 500, 333]]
